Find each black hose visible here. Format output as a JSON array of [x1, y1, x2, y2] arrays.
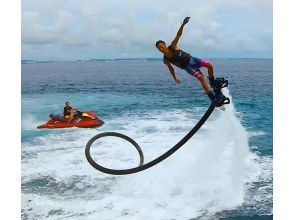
[[85, 103, 215, 175]]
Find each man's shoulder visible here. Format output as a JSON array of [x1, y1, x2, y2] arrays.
[[168, 44, 181, 52]]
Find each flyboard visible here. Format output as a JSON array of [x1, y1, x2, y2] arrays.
[[85, 77, 230, 175], [211, 77, 230, 111]]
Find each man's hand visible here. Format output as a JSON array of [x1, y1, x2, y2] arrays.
[[70, 109, 77, 114], [175, 78, 182, 84], [183, 17, 190, 25]]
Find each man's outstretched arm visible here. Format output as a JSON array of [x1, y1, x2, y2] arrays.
[[171, 17, 190, 49], [163, 59, 182, 84]]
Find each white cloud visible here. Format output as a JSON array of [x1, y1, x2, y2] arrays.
[[22, 10, 73, 44], [21, 0, 273, 60]]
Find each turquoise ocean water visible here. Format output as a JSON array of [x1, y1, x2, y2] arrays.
[[21, 59, 273, 219]]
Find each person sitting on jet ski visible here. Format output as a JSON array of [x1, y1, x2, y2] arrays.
[[63, 101, 78, 123]]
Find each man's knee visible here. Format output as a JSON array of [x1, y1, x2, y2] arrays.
[[193, 70, 204, 79], [206, 63, 213, 71]]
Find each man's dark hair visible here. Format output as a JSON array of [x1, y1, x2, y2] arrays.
[[155, 40, 165, 47], [65, 102, 70, 105]]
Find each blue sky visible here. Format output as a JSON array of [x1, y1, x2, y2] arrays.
[[21, 0, 272, 60]]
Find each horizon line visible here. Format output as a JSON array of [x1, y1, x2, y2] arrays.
[[21, 57, 273, 63]]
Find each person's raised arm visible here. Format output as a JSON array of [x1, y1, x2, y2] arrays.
[[171, 17, 190, 49]]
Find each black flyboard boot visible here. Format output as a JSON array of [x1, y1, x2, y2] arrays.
[[208, 77, 230, 108]]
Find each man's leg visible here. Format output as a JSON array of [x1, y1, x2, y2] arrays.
[[193, 70, 210, 93], [68, 115, 73, 123], [193, 69, 224, 105], [199, 60, 214, 79], [64, 115, 73, 123], [199, 60, 215, 87]]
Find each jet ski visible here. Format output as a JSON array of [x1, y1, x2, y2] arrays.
[[37, 111, 105, 129]]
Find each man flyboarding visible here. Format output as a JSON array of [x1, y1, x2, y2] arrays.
[[155, 17, 229, 107]]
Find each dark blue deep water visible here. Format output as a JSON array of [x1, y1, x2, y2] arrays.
[[22, 59, 273, 220]]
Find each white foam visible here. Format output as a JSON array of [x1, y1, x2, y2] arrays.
[[21, 113, 42, 130], [248, 130, 266, 137], [21, 89, 272, 219]]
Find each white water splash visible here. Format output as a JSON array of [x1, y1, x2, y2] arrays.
[[22, 89, 269, 220]]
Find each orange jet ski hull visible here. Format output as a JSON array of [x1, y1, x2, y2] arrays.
[[37, 111, 104, 129]]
